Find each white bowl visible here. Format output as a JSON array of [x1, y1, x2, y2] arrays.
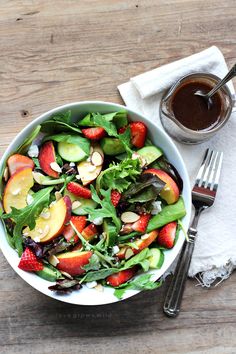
[[0, 101, 191, 305]]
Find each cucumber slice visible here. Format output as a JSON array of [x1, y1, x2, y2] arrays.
[[101, 138, 126, 156], [103, 220, 117, 247], [148, 248, 164, 269], [137, 146, 163, 165], [58, 141, 87, 162], [64, 190, 97, 215]]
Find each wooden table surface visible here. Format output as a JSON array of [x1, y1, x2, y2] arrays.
[[1, 1, 236, 353]]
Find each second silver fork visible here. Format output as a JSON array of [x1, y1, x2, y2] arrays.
[[163, 148, 223, 317]]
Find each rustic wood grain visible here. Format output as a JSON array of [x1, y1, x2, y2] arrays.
[[1, 1, 236, 353]]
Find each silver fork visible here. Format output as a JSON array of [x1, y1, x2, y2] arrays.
[[163, 148, 223, 317]]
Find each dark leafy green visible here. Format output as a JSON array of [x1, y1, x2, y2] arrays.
[[41, 110, 82, 134], [17, 125, 41, 154], [123, 173, 165, 199], [44, 133, 90, 157], [114, 274, 163, 299]]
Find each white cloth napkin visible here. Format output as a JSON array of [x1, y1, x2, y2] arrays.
[[118, 46, 236, 286]]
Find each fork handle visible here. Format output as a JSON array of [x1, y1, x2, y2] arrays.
[[163, 230, 196, 317]]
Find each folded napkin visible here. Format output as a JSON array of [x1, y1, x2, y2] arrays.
[[118, 46, 236, 286]]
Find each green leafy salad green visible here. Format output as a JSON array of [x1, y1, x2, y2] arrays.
[[0, 110, 186, 299]]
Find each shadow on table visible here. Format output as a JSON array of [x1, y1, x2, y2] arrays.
[[30, 276, 177, 338]]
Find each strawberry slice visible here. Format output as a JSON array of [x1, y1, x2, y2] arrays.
[[7, 154, 35, 176], [67, 182, 91, 199], [18, 247, 43, 272], [81, 223, 98, 242], [158, 221, 177, 249], [111, 190, 121, 207], [106, 266, 138, 287], [81, 127, 106, 140], [130, 121, 147, 148], [63, 216, 87, 242], [132, 213, 151, 233]]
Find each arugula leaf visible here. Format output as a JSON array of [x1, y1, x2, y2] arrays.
[[92, 113, 132, 155], [82, 254, 101, 272], [78, 111, 127, 128], [85, 186, 121, 231], [96, 158, 141, 193], [2, 187, 53, 255], [114, 274, 163, 299], [44, 133, 90, 157], [41, 111, 82, 134]]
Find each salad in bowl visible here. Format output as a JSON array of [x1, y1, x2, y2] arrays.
[[0, 102, 191, 305]]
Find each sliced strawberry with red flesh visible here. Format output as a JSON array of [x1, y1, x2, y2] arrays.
[[81, 223, 98, 242], [81, 127, 106, 140], [111, 190, 121, 207], [7, 154, 35, 176], [18, 247, 43, 272], [158, 221, 177, 249], [130, 121, 147, 148], [106, 266, 138, 287], [118, 126, 127, 134], [38, 141, 59, 178], [67, 182, 91, 199], [63, 216, 87, 242], [132, 213, 151, 233]]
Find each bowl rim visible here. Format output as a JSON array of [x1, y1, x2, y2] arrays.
[[0, 100, 191, 305]]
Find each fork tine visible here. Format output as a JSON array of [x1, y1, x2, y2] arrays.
[[195, 148, 211, 186], [212, 152, 223, 191], [201, 150, 215, 187], [206, 151, 219, 189], [195, 149, 212, 187]]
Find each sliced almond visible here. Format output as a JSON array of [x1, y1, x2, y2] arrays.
[[121, 212, 140, 223], [48, 255, 59, 267], [94, 284, 104, 292], [50, 162, 62, 173], [141, 233, 150, 240], [72, 200, 82, 210], [12, 188, 21, 196], [39, 225, 50, 239], [32, 171, 44, 184], [40, 209, 51, 219], [87, 165, 96, 172], [91, 151, 103, 166], [60, 270, 73, 279], [55, 191, 62, 201], [125, 248, 134, 259], [3, 167, 9, 181]]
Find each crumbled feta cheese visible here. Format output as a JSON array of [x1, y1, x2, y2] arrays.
[[112, 245, 120, 255], [28, 144, 39, 158], [75, 174, 81, 180], [69, 162, 75, 167], [86, 281, 98, 289], [34, 237, 41, 243], [151, 201, 162, 215], [92, 217, 103, 225], [26, 193, 34, 205]]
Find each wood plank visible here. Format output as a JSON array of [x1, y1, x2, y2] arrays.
[[1, 1, 236, 353]]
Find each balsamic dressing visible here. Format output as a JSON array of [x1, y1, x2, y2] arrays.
[[171, 81, 223, 131]]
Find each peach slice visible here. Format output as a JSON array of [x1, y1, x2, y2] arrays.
[[7, 154, 35, 176], [3, 167, 34, 213], [56, 250, 93, 276], [144, 168, 179, 204], [117, 230, 158, 260], [77, 144, 104, 185], [38, 141, 59, 178], [24, 196, 72, 243]]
